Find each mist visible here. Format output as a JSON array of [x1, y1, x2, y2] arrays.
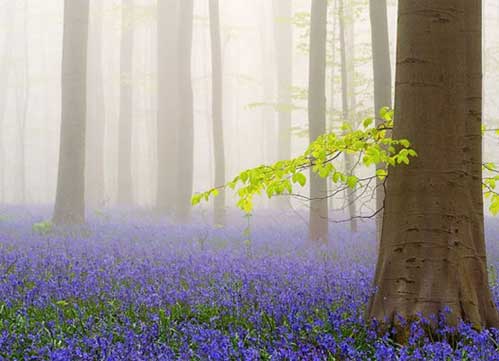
[[2, 0, 499, 358]]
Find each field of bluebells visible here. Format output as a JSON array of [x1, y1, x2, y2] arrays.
[[0, 207, 498, 360]]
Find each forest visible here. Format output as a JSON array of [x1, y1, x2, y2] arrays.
[[1, 0, 499, 359]]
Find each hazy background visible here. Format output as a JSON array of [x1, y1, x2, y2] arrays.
[[1, 0, 498, 216]]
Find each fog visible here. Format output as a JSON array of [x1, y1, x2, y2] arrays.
[[1, 0, 499, 217]]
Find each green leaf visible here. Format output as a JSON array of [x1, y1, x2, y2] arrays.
[[292, 172, 307, 187], [363, 117, 373, 128], [346, 176, 358, 189], [376, 169, 388, 179]]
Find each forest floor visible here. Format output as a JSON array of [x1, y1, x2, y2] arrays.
[[0, 206, 497, 360]]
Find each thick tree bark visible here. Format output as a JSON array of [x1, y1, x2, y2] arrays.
[[368, 0, 499, 329], [209, 0, 226, 226], [53, 0, 89, 225], [156, 0, 179, 214], [117, 0, 134, 205], [175, 0, 194, 222], [339, 0, 357, 233], [308, 0, 329, 242], [369, 0, 392, 242], [86, 0, 106, 208]]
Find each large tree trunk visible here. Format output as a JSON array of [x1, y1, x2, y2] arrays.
[[53, 0, 89, 225], [86, 0, 106, 208], [209, 0, 226, 226], [339, 0, 357, 233], [156, 0, 179, 214], [308, 0, 328, 242], [369, 0, 392, 242], [368, 0, 499, 329], [117, 0, 134, 205], [175, 0, 194, 222]]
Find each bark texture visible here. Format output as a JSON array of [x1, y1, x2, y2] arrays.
[[308, 0, 329, 242], [175, 0, 194, 222], [369, 0, 392, 241], [368, 0, 499, 328], [209, 0, 226, 226], [117, 0, 134, 205], [53, 0, 89, 225], [156, 0, 179, 213]]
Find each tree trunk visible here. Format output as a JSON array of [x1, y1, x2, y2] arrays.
[[369, 0, 392, 242], [86, 0, 106, 208], [308, 0, 329, 242], [15, 0, 30, 203], [175, 0, 194, 222], [368, 0, 499, 329], [339, 0, 357, 233], [209, 0, 226, 226], [273, 0, 293, 210], [117, 0, 134, 205], [0, 2, 15, 203], [156, 0, 179, 214], [328, 0, 337, 211], [53, 0, 89, 225]]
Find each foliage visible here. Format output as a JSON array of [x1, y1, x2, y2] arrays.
[[193, 108, 417, 213], [32, 221, 53, 235]]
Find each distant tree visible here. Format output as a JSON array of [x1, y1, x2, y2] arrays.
[[117, 0, 134, 205], [14, 0, 30, 203], [0, 1, 15, 203], [273, 0, 293, 209], [175, 0, 194, 222], [86, 0, 106, 208], [209, 0, 226, 225], [308, 0, 328, 242], [338, 0, 357, 233], [369, 0, 391, 241], [156, 0, 180, 214], [53, 0, 90, 225]]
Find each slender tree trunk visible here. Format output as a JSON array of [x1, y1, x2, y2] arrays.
[[0, 2, 15, 203], [156, 0, 179, 214], [273, 0, 293, 209], [209, 0, 226, 225], [273, 0, 292, 162], [175, 0, 194, 222], [369, 0, 392, 242], [339, 0, 357, 233], [259, 1, 276, 169], [308, 0, 329, 242], [15, 0, 30, 203], [53, 0, 89, 225], [368, 0, 499, 329], [328, 0, 338, 211], [86, 0, 106, 208], [117, 0, 134, 205]]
